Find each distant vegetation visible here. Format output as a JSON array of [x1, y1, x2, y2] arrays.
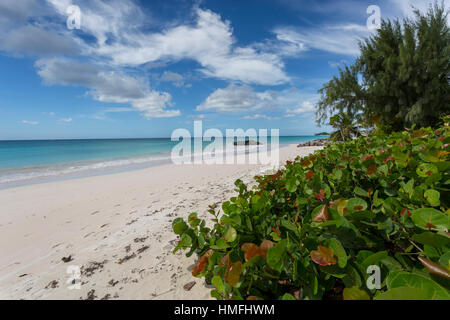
[[316, 2, 449, 140]]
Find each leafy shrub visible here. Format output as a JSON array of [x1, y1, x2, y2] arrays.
[[172, 123, 450, 300]]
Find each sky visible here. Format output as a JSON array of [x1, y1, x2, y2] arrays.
[[0, 0, 447, 140]]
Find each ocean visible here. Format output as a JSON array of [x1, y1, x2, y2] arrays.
[[0, 136, 326, 188]]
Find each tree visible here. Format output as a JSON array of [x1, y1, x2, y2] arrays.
[[316, 65, 366, 126], [317, 2, 450, 132], [328, 112, 361, 141]]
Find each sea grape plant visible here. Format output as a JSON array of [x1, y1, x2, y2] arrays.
[[172, 122, 450, 300]]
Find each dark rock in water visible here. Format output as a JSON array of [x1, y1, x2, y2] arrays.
[[297, 138, 331, 147], [233, 140, 261, 146]]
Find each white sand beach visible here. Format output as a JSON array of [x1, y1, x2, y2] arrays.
[[0, 145, 321, 300]]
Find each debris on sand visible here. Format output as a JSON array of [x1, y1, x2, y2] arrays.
[[183, 281, 196, 291], [85, 289, 97, 300], [81, 260, 108, 277], [134, 236, 148, 243], [118, 253, 136, 264], [45, 280, 59, 289], [108, 279, 119, 287], [136, 245, 149, 254], [61, 255, 73, 263]]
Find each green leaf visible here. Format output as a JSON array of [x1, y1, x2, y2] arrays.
[[343, 287, 370, 300], [224, 227, 237, 242], [374, 287, 430, 300], [361, 251, 388, 271], [281, 293, 296, 300], [211, 275, 224, 293], [439, 252, 450, 270], [386, 271, 450, 300], [326, 238, 347, 268], [286, 178, 297, 193], [211, 238, 229, 250], [180, 233, 192, 247], [267, 239, 287, 270], [411, 208, 449, 232], [346, 198, 368, 212], [354, 186, 369, 198], [187, 213, 200, 227], [416, 163, 438, 178], [172, 218, 188, 235], [424, 189, 440, 207], [412, 232, 450, 248]]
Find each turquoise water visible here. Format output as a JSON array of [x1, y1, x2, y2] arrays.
[[0, 136, 326, 186]]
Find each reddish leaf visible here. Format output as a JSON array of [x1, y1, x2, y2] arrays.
[[192, 249, 214, 276], [306, 170, 314, 180], [272, 222, 281, 236], [241, 243, 257, 253], [418, 257, 450, 279], [313, 190, 326, 201], [313, 204, 331, 222], [310, 245, 337, 266], [361, 155, 374, 162], [354, 206, 364, 211], [301, 159, 311, 167], [366, 164, 377, 175], [384, 156, 394, 163], [400, 208, 411, 217], [259, 240, 274, 259], [247, 296, 262, 300], [225, 261, 243, 287], [425, 222, 437, 229], [245, 245, 261, 261]]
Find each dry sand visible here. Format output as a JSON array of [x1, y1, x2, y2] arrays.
[[0, 145, 321, 300]]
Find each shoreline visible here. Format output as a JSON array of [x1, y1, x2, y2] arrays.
[[0, 144, 322, 300], [0, 143, 293, 190]]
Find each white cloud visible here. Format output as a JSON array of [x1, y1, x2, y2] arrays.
[[273, 24, 371, 56], [285, 101, 316, 117], [389, 0, 450, 25], [196, 84, 318, 117], [0, 25, 77, 55], [159, 71, 187, 88], [45, 2, 290, 85], [21, 120, 38, 125], [36, 58, 180, 119], [241, 114, 280, 121], [58, 118, 72, 123]]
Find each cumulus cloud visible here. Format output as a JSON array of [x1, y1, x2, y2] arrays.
[[36, 58, 180, 119], [196, 84, 318, 118], [58, 118, 72, 123], [46, 1, 289, 84], [72, 7, 290, 85]]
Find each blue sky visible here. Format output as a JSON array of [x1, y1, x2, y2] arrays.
[[0, 0, 445, 139]]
